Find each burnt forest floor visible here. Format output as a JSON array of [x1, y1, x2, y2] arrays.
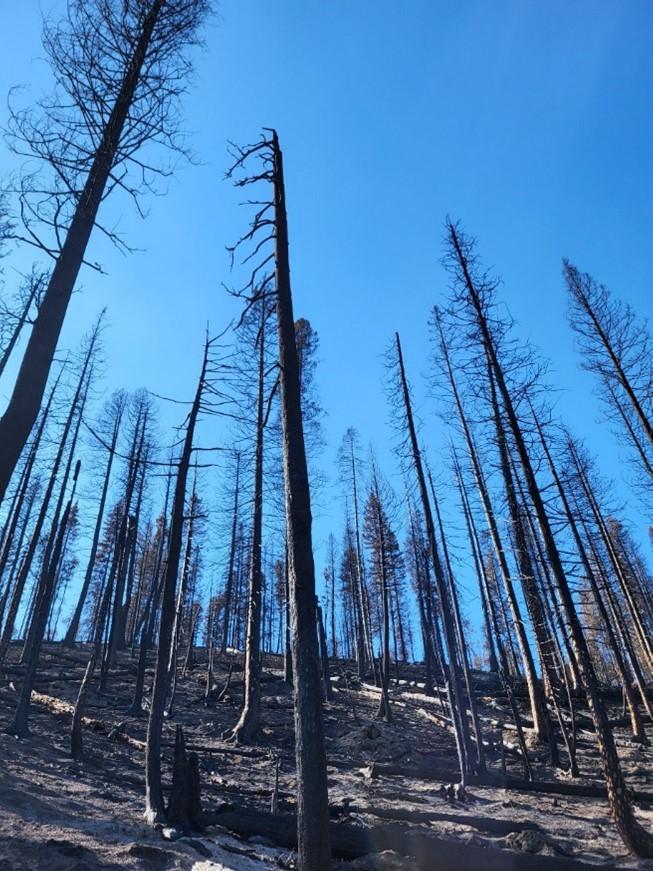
[[1, 644, 653, 869]]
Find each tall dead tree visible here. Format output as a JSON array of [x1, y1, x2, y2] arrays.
[[0, 322, 99, 664], [220, 450, 241, 653], [452, 453, 498, 673], [144, 335, 212, 824], [486, 362, 559, 764], [433, 306, 547, 742], [226, 301, 269, 743], [429, 473, 486, 774], [0, 0, 209, 503], [338, 428, 375, 679], [363, 458, 398, 722], [452, 449, 534, 778], [324, 534, 338, 659], [0, 363, 63, 613], [64, 391, 126, 644], [21, 358, 92, 664], [390, 331, 472, 786], [226, 131, 331, 869], [405, 497, 439, 694], [7, 460, 81, 736]]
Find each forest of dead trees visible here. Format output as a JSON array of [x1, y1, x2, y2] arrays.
[[1, 2, 653, 870]]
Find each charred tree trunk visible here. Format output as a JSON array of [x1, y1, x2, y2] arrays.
[[220, 451, 241, 653], [144, 338, 209, 824], [0, 275, 40, 384], [0, 335, 95, 664], [487, 364, 559, 764], [394, 331, 470, 787], [431, 476, 486, 774], [7, 461, 81, 736], [0, 1, 165, 504], [64, 416, 120, 645], [226, 305, 267, 744], [0, 367, 61, 621], [453, 457, 498, 674], [270, 131, 330, 869], [317, 598, 332, 702]]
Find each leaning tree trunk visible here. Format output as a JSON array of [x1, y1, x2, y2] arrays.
[[453, 455, 533, 778], [435, 309, 548, 741], [0, 366, 61, 609], [0, 341, 93, 664], [7, 461, 80, 736], [270, 131, 331, 870], [394, 331, 471, 786], [22, 373, 90, 663], [533, 415, 648, 743], [144, 337, 208, 824], [431, 479, 486, 774], [487, 363, 559, 763], [0, 276, 40, 384], [453, 457, 498, 674], [0, 0, 164, 505]]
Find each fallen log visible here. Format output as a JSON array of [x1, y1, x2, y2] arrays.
[[417, 707, 521, 759], [205, 805, 595, 869], [330, 803, 544, 837], [360, 760, 653, 803]]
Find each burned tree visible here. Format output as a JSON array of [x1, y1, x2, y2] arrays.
[[444, 219, 653, 856], [225, 131, 331, 870], [63, 391, 126, 645], [0, 0, 209, 503], [363, 456, 401, 721], [338, 428, 375, 679], [144, 333, 218, 824], [224, 297, 273, 743], [388, 331, 473, 788], [565, 263, 653, 494]]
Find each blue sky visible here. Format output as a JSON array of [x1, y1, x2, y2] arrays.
[[1, 2, 652, 646]]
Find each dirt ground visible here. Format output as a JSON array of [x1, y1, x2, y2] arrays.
[[1, 644, 653, 869]]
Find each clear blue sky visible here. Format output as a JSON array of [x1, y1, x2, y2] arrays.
[[1, 2, 652, 646]]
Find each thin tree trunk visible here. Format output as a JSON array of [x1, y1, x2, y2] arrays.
[[144, 337, 208, 824], [487, 364, 558, 763], [221, 452, 241, 653], [64, 415, 120, 645], [0, 340, 94, 664], [0, 276, 40, 383], [453, 457, 498, 673], [394, 331, 470, 787], [226, 305, 266, 743], [7, 461, 81, 735], [431, 476, 485, 774]]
